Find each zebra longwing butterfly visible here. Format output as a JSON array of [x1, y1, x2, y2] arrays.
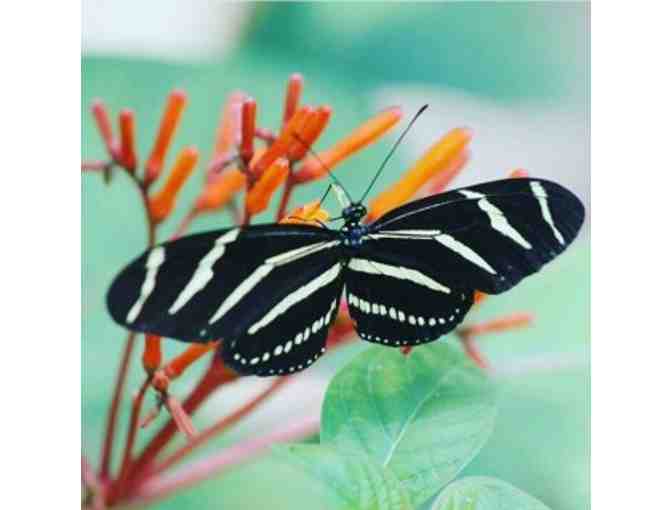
[[107, 177, 584, 376]]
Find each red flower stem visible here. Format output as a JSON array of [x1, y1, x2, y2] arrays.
[[206, 154, 239, 181], [150, 377, 291, 477], [98, 167, 158, 496], [81, 160, 109, 171], [128, 416, 320, 507], [460, 335, 489, 369], [99, 332, 137, 480], [255, 127, 276, 145], [275, 176, 296, 221], [171, 207, 199, 241], [126, 357, 238, 483], [83, 454, 105, 510], [109, 376, 152, 504]]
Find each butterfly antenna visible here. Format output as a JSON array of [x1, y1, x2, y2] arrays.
[[359, 104, 429, 203], [292, 133, 354, 205]]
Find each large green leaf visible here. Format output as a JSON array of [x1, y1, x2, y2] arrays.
[[425, 477, 551, 510], [321, 343, 497, 506], [272, 444, 412, 510]]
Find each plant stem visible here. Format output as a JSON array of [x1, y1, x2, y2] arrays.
[[151, 377, 291, 477], [127, 416, 320, 507], [83, 455, 105, 510], [126, 357, 238, 483], [99, 332, 137, 480], [109, 376, 152, 504], [82, 160, 109, 171], [171, 207, 199, 240]]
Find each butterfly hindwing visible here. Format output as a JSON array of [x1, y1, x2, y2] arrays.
[[106, 225, 341, 344], [369, 178, 585, 294], [221, 263, 344, 376], [344, 246, 474, 346]]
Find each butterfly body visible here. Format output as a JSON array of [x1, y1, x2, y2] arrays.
[[107, 178, 584, 376]]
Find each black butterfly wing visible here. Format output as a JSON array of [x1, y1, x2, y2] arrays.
[[343, 248, 474, 346], [368, 178, 585, 294], [107, 224, 345, 375], [222, 261, 344, 376]]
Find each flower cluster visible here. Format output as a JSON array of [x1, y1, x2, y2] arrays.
[[82, 73, 532, 508]]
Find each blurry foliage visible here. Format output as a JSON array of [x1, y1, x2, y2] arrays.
[[83, 3, 588, 508], [247, 2, 588, 102]]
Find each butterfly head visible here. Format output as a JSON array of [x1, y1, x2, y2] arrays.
[[342, 203, 367, 224]]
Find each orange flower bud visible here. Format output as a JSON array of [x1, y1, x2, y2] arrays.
[[91, 99, 118, 159], [280, 200, 330, 226], [142, 334, 162, 374], [164, 342, 218, 380], [287, 106, 332, 161], [283, 73, 304, 125], [211, 91, 245, 161], [427, 149, 470, 195], [367, 127, 472, 220], [149, 146, 199, 223], [145, 89, 188, 185], [294, 106, 402, 183], [118, 109, 137, 172], [251, 106, 312, 178], [195, 168, 246, 211], [509, 168, 529, 178], [240, 98, 257, 166], [246, 159, 290, 216]]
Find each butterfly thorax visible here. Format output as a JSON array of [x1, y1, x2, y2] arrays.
[[340, 203, 369, 249]]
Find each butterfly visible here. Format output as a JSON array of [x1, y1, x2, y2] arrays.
[[107, 175, 585, 377]]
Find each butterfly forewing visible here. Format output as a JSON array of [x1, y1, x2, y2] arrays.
[[106, 176, 585, 377], [106, 225, 340, 344], [369, 178, 585, 294], [344, 246, 474, 346]]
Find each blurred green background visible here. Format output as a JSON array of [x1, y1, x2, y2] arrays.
[[82, 2, 589, 509]]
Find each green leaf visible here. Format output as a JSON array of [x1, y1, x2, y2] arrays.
[[425, 477, 551, 510], [321, 343, 497, 506], [272, 444, 412, 510]]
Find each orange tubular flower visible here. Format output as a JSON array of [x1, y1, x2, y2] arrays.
[[286, 106, 332, 161], [149, 146, 199, 223], [280, 200, 330, 226], [212, 91, 245, 162], [91, 99, 119, 159], [145, 89, 188, 186], [118, 109, 137, 172], [195, 168, 246, 212], [251, 106, 312, 178], [473, 290, 488, 306], [163, 342, 218, 380], [245, 159, 290, 216], [426, 148, 470, 195], [509, 168, 529, 178], [240, 99, 257, 166], [367, 127, 472, 221], [283, 73, 304, 125], [294, 106, 403, 184], [142, 334, 162, 374]]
